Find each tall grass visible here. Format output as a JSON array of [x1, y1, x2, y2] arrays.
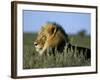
[[23, 33, 90, 69]]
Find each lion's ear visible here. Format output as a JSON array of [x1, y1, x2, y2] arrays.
[[50, 25, 57, 37], [52, 26, 57, 33]]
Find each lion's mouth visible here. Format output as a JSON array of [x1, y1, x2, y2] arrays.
[[35, 45, 43, 52], [34, 42, 43, 52]]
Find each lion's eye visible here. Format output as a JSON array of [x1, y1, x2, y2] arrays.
[[34, 42, 37, 46]]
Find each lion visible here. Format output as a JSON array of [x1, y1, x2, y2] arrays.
[[34, 22, 69, 55], [34, 22, 91, 59]]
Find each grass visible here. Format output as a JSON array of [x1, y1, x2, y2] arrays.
[[23, 33, 91, 69]]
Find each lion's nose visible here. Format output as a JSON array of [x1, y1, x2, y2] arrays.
[[34, 42, 37, 46]]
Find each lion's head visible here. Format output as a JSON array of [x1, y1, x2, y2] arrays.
[[34, 22, 69, 55]]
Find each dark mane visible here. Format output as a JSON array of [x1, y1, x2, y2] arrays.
[[47, 22, 69, 41]]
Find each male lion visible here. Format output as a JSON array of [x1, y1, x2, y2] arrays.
[[34, 22, 91, 59], [34, 22, 69, 55]]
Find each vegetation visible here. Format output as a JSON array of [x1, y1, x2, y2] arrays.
[[23, 32, 91, 69]]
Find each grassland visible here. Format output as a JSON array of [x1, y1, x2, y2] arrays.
[[23, 32, 91, 69]]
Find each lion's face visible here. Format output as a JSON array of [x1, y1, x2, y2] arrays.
[[34, 23, 57, 53], [34, 31, 47, 52]]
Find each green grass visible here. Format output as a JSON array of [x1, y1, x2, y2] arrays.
[[23, 33, 91, 69]]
